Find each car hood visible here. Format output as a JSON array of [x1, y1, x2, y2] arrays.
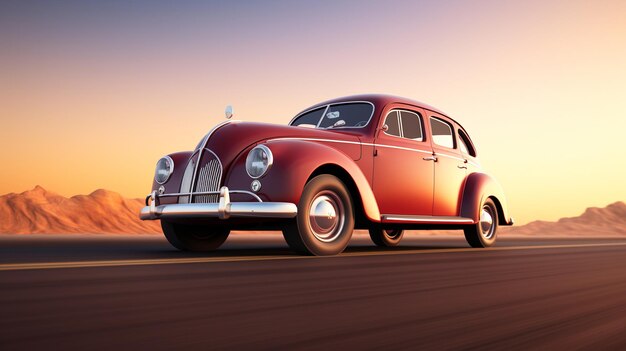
[[203, 121, 362, 169]]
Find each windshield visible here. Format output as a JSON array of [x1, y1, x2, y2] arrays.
[[290, 102, 374, 129]]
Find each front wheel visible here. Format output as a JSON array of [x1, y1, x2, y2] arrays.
[[464, 198, 498, 248], [282, 174, 355, 256], [161, 221, 230, 251]]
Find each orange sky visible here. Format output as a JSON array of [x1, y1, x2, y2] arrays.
[[1, 0, 625, 224]]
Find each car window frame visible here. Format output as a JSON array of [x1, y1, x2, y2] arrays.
[[382, 110, 401, 138], [398, 110, 424, 142], [429, 116, 456, 150], [289, 101, 376, 130], [381, 108, 426, 142], [457, 128, 477, 157]]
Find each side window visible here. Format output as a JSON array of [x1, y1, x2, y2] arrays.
[[430, 117, 455, 149], [399, 111, 423, 141], [384, 111, 401, 137], [458, 130, 476, 157]]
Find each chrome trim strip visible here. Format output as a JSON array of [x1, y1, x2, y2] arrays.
[[435, 152, 464, 162], [289, 101, 376, 130], [140, 186, 296, 220], [267, 137, 364, 146], [157, 190, 263, 203], [193, 150, 222, 203], [373, 143, 432, 155], [267, 137, 434, 156], [266, 138, 480, 166], [189, 120, 232, 201], [381, 215, 474, 224], [434, 152, 480, 168], [190, 148, 223, 203], [140, 202, 298, 220]]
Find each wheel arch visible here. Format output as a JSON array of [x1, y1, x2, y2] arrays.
[[460, 172, 513, 226], [308, 163, 374, 228]]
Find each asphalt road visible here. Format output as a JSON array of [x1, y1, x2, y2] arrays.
[[2, 233, 626, 350]]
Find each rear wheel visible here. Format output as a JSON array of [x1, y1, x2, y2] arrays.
[[369, 228, 404, 247], [161, 221, 230, 251], [282, 174, 354, 256], [464, 198, 498, 248]]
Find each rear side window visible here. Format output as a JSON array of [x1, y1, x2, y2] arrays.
[[400, 111, 423, 141], [458, 129, 476, 157], [384, 111, 401, 137], [430, 117, 455, 149]]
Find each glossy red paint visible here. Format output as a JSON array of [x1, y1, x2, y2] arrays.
[[225, 139, 381, 222], [372, 104, 433, 215], [428, 112, 467, 217], [149, 94, 513, 229]]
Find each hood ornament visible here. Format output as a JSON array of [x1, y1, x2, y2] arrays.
[[225, 105, 234, 119]]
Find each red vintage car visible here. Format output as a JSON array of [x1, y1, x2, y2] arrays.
[[141, 94, 513, 255]]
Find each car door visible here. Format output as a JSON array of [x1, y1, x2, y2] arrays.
[[457, 128, 480, 174], [373, 107, 434, 216], [429, 114, 467, 216]]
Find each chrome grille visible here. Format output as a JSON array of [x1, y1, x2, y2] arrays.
[[193, 155, 221, 203]]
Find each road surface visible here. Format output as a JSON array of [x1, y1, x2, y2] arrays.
[[2, 233, 626, 350]]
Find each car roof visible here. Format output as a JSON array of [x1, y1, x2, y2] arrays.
[[301, 94, 450, 119], [295, 94, 473, 142]]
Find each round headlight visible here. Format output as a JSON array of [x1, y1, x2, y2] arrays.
[[246, 145, 273, 179], [155, 156, 174, 184]]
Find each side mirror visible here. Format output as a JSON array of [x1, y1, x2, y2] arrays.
[[225, 105, 234, 119], [381, 124, 389, 132]]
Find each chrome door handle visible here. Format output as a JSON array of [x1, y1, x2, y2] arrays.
[[423, 156, 437, 162]]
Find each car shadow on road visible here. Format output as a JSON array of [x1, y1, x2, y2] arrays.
[[142, 242, 470, 259], [0, 235, 470, 264]]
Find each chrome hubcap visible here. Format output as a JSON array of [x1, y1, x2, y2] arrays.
[[480, 205, 495, 239], [309, 191, 345, 242]]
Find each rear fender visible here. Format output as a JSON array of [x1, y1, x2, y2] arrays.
[[460, 173, 513, 225]]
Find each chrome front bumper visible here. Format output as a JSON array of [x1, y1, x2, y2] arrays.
[[140, 186, 298, 220]]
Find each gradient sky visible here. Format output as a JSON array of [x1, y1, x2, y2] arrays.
[[1, 0, 625, 224]]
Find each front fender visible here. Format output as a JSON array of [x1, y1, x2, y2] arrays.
[[224, 140, 381, 222], [460, 172, 513, 225]]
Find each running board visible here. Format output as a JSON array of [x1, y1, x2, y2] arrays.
[[381, 214, 475, 225]]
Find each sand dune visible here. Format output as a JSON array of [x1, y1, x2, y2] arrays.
[[503, 201, 626, 236], [0, 186, 624, 235], [0, 186, 160, 234]]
